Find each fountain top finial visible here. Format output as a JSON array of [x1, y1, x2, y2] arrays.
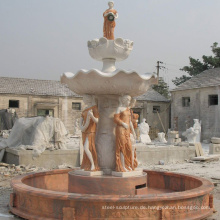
[[103, 1, 118, 40], [108, 1, 114, 8]]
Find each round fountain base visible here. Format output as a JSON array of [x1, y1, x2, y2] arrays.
[[10, 169, 214, 220]]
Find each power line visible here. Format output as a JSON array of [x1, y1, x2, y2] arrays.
[[163, 62, 183, 69]]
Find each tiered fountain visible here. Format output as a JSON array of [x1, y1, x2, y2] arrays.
[[9, 2, 214, 219]]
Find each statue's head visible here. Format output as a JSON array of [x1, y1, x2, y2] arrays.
[[120, 95, 131, 107], [108, 1, 114, 8], [142, 118, 146, 123], [193, 119, 199, 123]]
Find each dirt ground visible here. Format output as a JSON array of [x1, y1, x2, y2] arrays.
[[0, 158, 219, 220]]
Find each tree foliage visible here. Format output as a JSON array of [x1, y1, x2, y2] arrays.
[[172, 42, 220, 86], [152, 77, 170, 99]]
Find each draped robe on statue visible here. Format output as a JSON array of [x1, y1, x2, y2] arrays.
[[81, 106, 100, 171], [103, 9, 117, 40], [114, 108, 133, 172]]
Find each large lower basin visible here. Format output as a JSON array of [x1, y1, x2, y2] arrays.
[[10, 169, 214, 220]]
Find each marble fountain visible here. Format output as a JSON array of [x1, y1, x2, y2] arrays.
[[9, 2, 214, 220]]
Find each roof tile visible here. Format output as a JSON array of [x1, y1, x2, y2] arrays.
[[0, 77, 80, 97], [171, 68, 220, 91]]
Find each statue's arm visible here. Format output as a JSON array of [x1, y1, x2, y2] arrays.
[[79, 115, 90, 132], [104, 11, 111, 17], [114, 109, 128, 129], [88, 110, 99, 124]]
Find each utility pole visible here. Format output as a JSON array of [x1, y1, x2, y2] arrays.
[[156, 61, 164, 77], [156, 61, 165, 83]]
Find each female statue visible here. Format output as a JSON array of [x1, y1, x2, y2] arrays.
[[193, 119, 201, 143], [80, 95, 100, 171], [103, 1, 118, 40], [114, 95, 136, 172]]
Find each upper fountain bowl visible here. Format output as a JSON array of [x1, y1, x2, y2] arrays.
[[88, 37, 133, 62]]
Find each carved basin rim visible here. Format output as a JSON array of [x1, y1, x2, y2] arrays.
[[61, 69, 157, 81], [11, 169, 214, 202], [60, 69, 157, 96]]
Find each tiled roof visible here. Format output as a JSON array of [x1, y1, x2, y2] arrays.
[[0, 77, 80, 97], [0, 76, 169, 102], [171, 68, 220, 92], [135, 88, 170, 102]]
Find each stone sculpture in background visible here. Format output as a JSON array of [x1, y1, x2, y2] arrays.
[[209, 137, 220, 154], [32, 116, 68, 156], [182, 127, 198, 144], [103, 1, 118, 40], [114, 95, 136, 172], [139, 118, 151, 144], [80, 95, 100, 171], [158, 132, 167, 143], [193, 119, 201, 143], [0, 116, 68, 159], [167, 130, 181, 145]]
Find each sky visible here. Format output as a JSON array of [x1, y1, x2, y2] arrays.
[[0, 0, 219, 88]]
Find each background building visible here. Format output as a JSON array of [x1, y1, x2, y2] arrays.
[[135, 88, 170, 134], [0, 77, 82, 134], [171, 68, 220, 140], [0, 77, 170, 135]]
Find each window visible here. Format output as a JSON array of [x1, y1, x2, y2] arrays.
[[9, 100, 19, 108], [153, 106, 160, 113], [182, 97, 190, 107], [37, 109, 54, 117], [72, 102, 81, 110], [209, 95, 218, 106]]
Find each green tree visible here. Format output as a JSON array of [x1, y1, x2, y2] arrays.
[[152, 77, 170, 99], [172, 42, 220, 86]]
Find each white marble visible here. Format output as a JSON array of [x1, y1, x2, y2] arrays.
[[74, 170, 103, 176], [167, 130, 179, 144], [139, 119, 151, 144], [61, 70, 157, 97], [193, 119, 201, 143], [157, 132, 167, 143], [182, 127, 198, 143], [112, 169, 143, 177], [95, 95, 118, 174], [88, 37, 133, 63], [211, 137, 220, 144]]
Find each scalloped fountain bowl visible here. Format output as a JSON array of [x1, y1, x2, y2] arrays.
[[88, 37, 133, 62], [10, 169, 214, 220], [61, 70, 157, 96]]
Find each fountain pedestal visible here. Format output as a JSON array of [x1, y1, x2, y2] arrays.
[[61, 37, 157, 173], [68, 171, 147, 195]]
